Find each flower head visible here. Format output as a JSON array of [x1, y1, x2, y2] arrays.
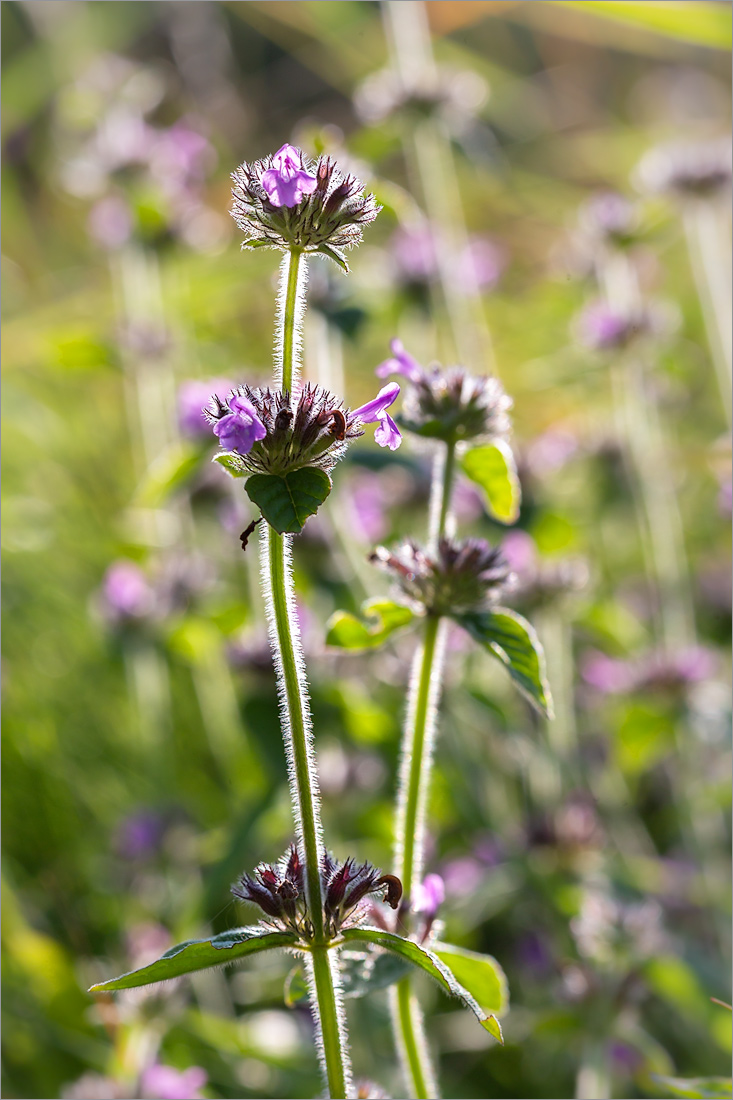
[[231, 146, 380, 266], [353, 382, 402, 451], [232, 846, 400, 941], [205, 382, 364, 475], [635, 137, 732, 199], [140, 1064, 207, 1100], [101, 561, 155, 623], [369, 536, 513, 616], [376, 342, 512, 444]]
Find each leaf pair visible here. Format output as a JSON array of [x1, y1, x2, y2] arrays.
[[88, 925, 506, 1043], [326, 599, 552, 717]]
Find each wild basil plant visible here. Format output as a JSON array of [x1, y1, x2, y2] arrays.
[[90, 145, 506, 1099]]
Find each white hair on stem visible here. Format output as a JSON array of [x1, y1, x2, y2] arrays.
[[274, 250, 309, 390], [389, 982, 440, 1099], [393, 618, 448, 892], [258, 523, 325, 918], [305, 949, 354, 1097]]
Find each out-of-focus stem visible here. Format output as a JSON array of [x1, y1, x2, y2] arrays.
[[683, 200, 732, 425]]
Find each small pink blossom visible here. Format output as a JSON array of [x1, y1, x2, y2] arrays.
[[260, 144, 318, 208]]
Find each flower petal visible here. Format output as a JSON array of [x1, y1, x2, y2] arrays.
[[375, 339, 425, 383], [374, 412, 402, 450], [353, 382, 401, 424]]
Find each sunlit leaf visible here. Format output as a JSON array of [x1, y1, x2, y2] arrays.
[[651, 1076, 732, 1100], [339, 927, 503, 1043], [326, 597, 415, 650], [433, 942, 509, 1016], [461, 440, 521, 524], [89, 927, 298, 992], [552, 1, 732, 51], [136, 442, 203, 506], [213, 450, 248, 478], [459, 608, 553, 717], [246, 468, 332, 534], [316, 243, 349, 272]]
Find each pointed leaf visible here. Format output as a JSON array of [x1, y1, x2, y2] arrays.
[[89, 927, 298, 993], [339, 927, 503, 1043], [284, 965, 310, 1007], [136, 443, 203, 506], [213, 451, 248, 479], [459, 607, 553, 717], [433, 942, 509, 1016], [246, 468, 332, 534], [461, 440, 521, 525], [315, 243, 349, 273], [650, 1076, 732, 1100], [326, 598, 415, 651]]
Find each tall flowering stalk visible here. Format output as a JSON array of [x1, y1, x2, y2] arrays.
[[91, 144, 509, 1100]]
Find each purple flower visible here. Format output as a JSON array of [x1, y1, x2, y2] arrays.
[[178, 378, 234, 437], [440, 856, 485, 897], [212, 394, 267, 455], [140, 1064, 207, 1100], [412, 874, 445, 919], [581, 650, 635, 695], [102, 561, 154, 621], [391, 225, 438, 283], [88, 195, 132, 250], [353, 382, 402, 450], [458, 237, 504, 292], [576, 301, 636, 350], [375, 339, 425, 384], [260, 143, 318, 208], [114, 810, 165, 860]]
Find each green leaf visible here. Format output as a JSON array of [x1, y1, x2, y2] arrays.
[[651, 1076, 733, 1100], [213, 451, 248, 479], [551, 1, 732, 51], [433, 942, 509, 1017], [339, 927, 503, 1043], [339, 946, 413, 999], [461, 440, 521, 525], [136, 442, 203, 506], [246, 468, 332, 534], [88, 927, 298, 992], [284, 965, 310, 1007], [325, 597, 415, 651], [315, 243, 349, 273], [459, 608, 553, 717]]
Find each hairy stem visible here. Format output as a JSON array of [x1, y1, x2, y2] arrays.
[[278, 248, 306, 392], [262, 248, 351, 1096], [391, 441, 454, 1098]]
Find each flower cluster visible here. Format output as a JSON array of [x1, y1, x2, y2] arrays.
[[230, 144, 380, 265], [369, 536, 513, 617], [377, 340, 512, 444], [205, 381, 402, 476], [635, 137, 732, 199], [232, 846, 401, 941]]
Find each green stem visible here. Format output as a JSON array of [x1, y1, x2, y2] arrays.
[[262, 250, 351, 1096], [393, 978, 437, 1100], [392, 441, 455, 1097], [395, 612, 442, 902], [310, 947, 349, 1100], [280, 249, 304, 392]]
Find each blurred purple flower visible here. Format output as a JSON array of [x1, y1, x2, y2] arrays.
[[260, 143, 318, 208], [102, 561, 154, 622], [517, 931, 553, 976], [579, 191, 638, 242], [140, 1064, 207, 1100], [115, 810, 165, 860], [391, 225, 437, 283], [88, 195, 133, 250], [376, 338, 425, 384], [353, 383, 402, 450], [459, 237, 504, 292], [149, 122, 214, 191], [718, 478, 732, 518], [213, 394, 267, 454], [412, 873, 445, 919], [126, 922, 172, 969], [526, 429, 578, 477], [581, 651, 635, 695], [500, 530, 538, 582], [440, 855, 484, 897], [95, 107, 153, 172], [576, 301, 638, 351], [452, 479, 484, 524], [346, 472, 390, 544], [609, 1041, 643, 1074], [178, 378, 234, 437]]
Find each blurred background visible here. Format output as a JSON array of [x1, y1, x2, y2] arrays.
[[2, 2, 731, 1098]]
